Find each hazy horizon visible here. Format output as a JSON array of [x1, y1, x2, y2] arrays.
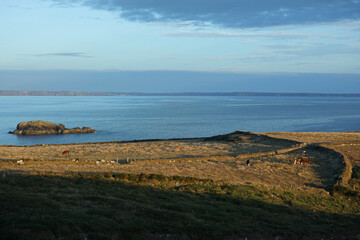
[[1, 70, 360, 93]]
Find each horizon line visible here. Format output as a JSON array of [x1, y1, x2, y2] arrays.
[[0, 90, 359, 97]]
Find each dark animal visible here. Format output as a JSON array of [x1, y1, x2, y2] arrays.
[[246, 159, 251, 166], [300, 157, 309, 164], [62, 150, 70, 155]]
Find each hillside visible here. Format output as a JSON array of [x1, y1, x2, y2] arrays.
[[1, 131, 360, 239]]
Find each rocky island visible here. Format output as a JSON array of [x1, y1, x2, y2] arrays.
[[8, 120, 96, 135]]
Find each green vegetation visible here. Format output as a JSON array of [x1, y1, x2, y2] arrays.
[[352, 167, 360, 184], [330, 166, 360, 202], [1, 172, 359, 239]]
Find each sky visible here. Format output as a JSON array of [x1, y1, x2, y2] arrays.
[[0, 0, 360, 93]]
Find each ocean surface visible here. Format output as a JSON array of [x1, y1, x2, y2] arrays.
[[0, 96, 359, 146]]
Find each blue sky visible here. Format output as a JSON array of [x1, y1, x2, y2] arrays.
[[0, 0, 360, 92]]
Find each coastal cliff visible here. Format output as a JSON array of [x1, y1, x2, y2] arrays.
[[8, 120, 96, 135]]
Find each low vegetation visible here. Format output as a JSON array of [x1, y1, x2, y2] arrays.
[[1, 172, 359, 239], [1, 132, 359, 239], [332, 166, 360, 200]]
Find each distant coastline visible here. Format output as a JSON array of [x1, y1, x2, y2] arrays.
[[0, 90, 359, 97]]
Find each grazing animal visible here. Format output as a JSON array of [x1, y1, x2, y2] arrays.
[[177, 146, 182, 150], [246, 159, 251, 166], [300, 157, 309, 164], [294, 157, 309, 165], [62, 150, 70, 155], [16, 160, 24, 165]]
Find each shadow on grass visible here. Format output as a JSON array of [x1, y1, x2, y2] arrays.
[[0, 172, 359, 240]]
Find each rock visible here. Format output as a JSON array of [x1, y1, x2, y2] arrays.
[[8, 120, 96, 135], [62, 127, 96, 134]]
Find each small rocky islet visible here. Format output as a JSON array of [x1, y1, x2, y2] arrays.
[[8, 120, 96, 135]]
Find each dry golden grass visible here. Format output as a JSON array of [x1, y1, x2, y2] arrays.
[[2, 131, 358, 193], [2, 131, 360, 239]]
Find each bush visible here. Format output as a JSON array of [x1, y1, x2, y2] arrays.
[[352, 167, 360, 180], [331, 185, 359, 199]]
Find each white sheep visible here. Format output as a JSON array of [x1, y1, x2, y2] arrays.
[[16, 160, 24, 165]]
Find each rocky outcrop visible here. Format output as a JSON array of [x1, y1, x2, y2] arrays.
[[8, 120, 96, 135]]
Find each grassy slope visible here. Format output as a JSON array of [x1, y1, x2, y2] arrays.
[[1, 173, 359, 240]]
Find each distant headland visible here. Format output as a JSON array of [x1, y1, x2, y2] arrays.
[[0, 90, 359, 97]]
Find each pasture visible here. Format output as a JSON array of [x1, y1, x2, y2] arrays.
[[1, 131, 360, 239]]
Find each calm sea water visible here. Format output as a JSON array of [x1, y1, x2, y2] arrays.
[[0, 96, 359, 146]]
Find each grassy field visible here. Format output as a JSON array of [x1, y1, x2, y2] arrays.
[[1, 131, 360, 239], [1, 172, 359, 240]]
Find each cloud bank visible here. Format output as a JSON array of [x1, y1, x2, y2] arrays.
[[21, 52, 91, 58], [51, 0, 360, 28], [163, 31, 336, 39]]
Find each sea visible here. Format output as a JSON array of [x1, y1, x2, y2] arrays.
[[0, 96, 359, 146]]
